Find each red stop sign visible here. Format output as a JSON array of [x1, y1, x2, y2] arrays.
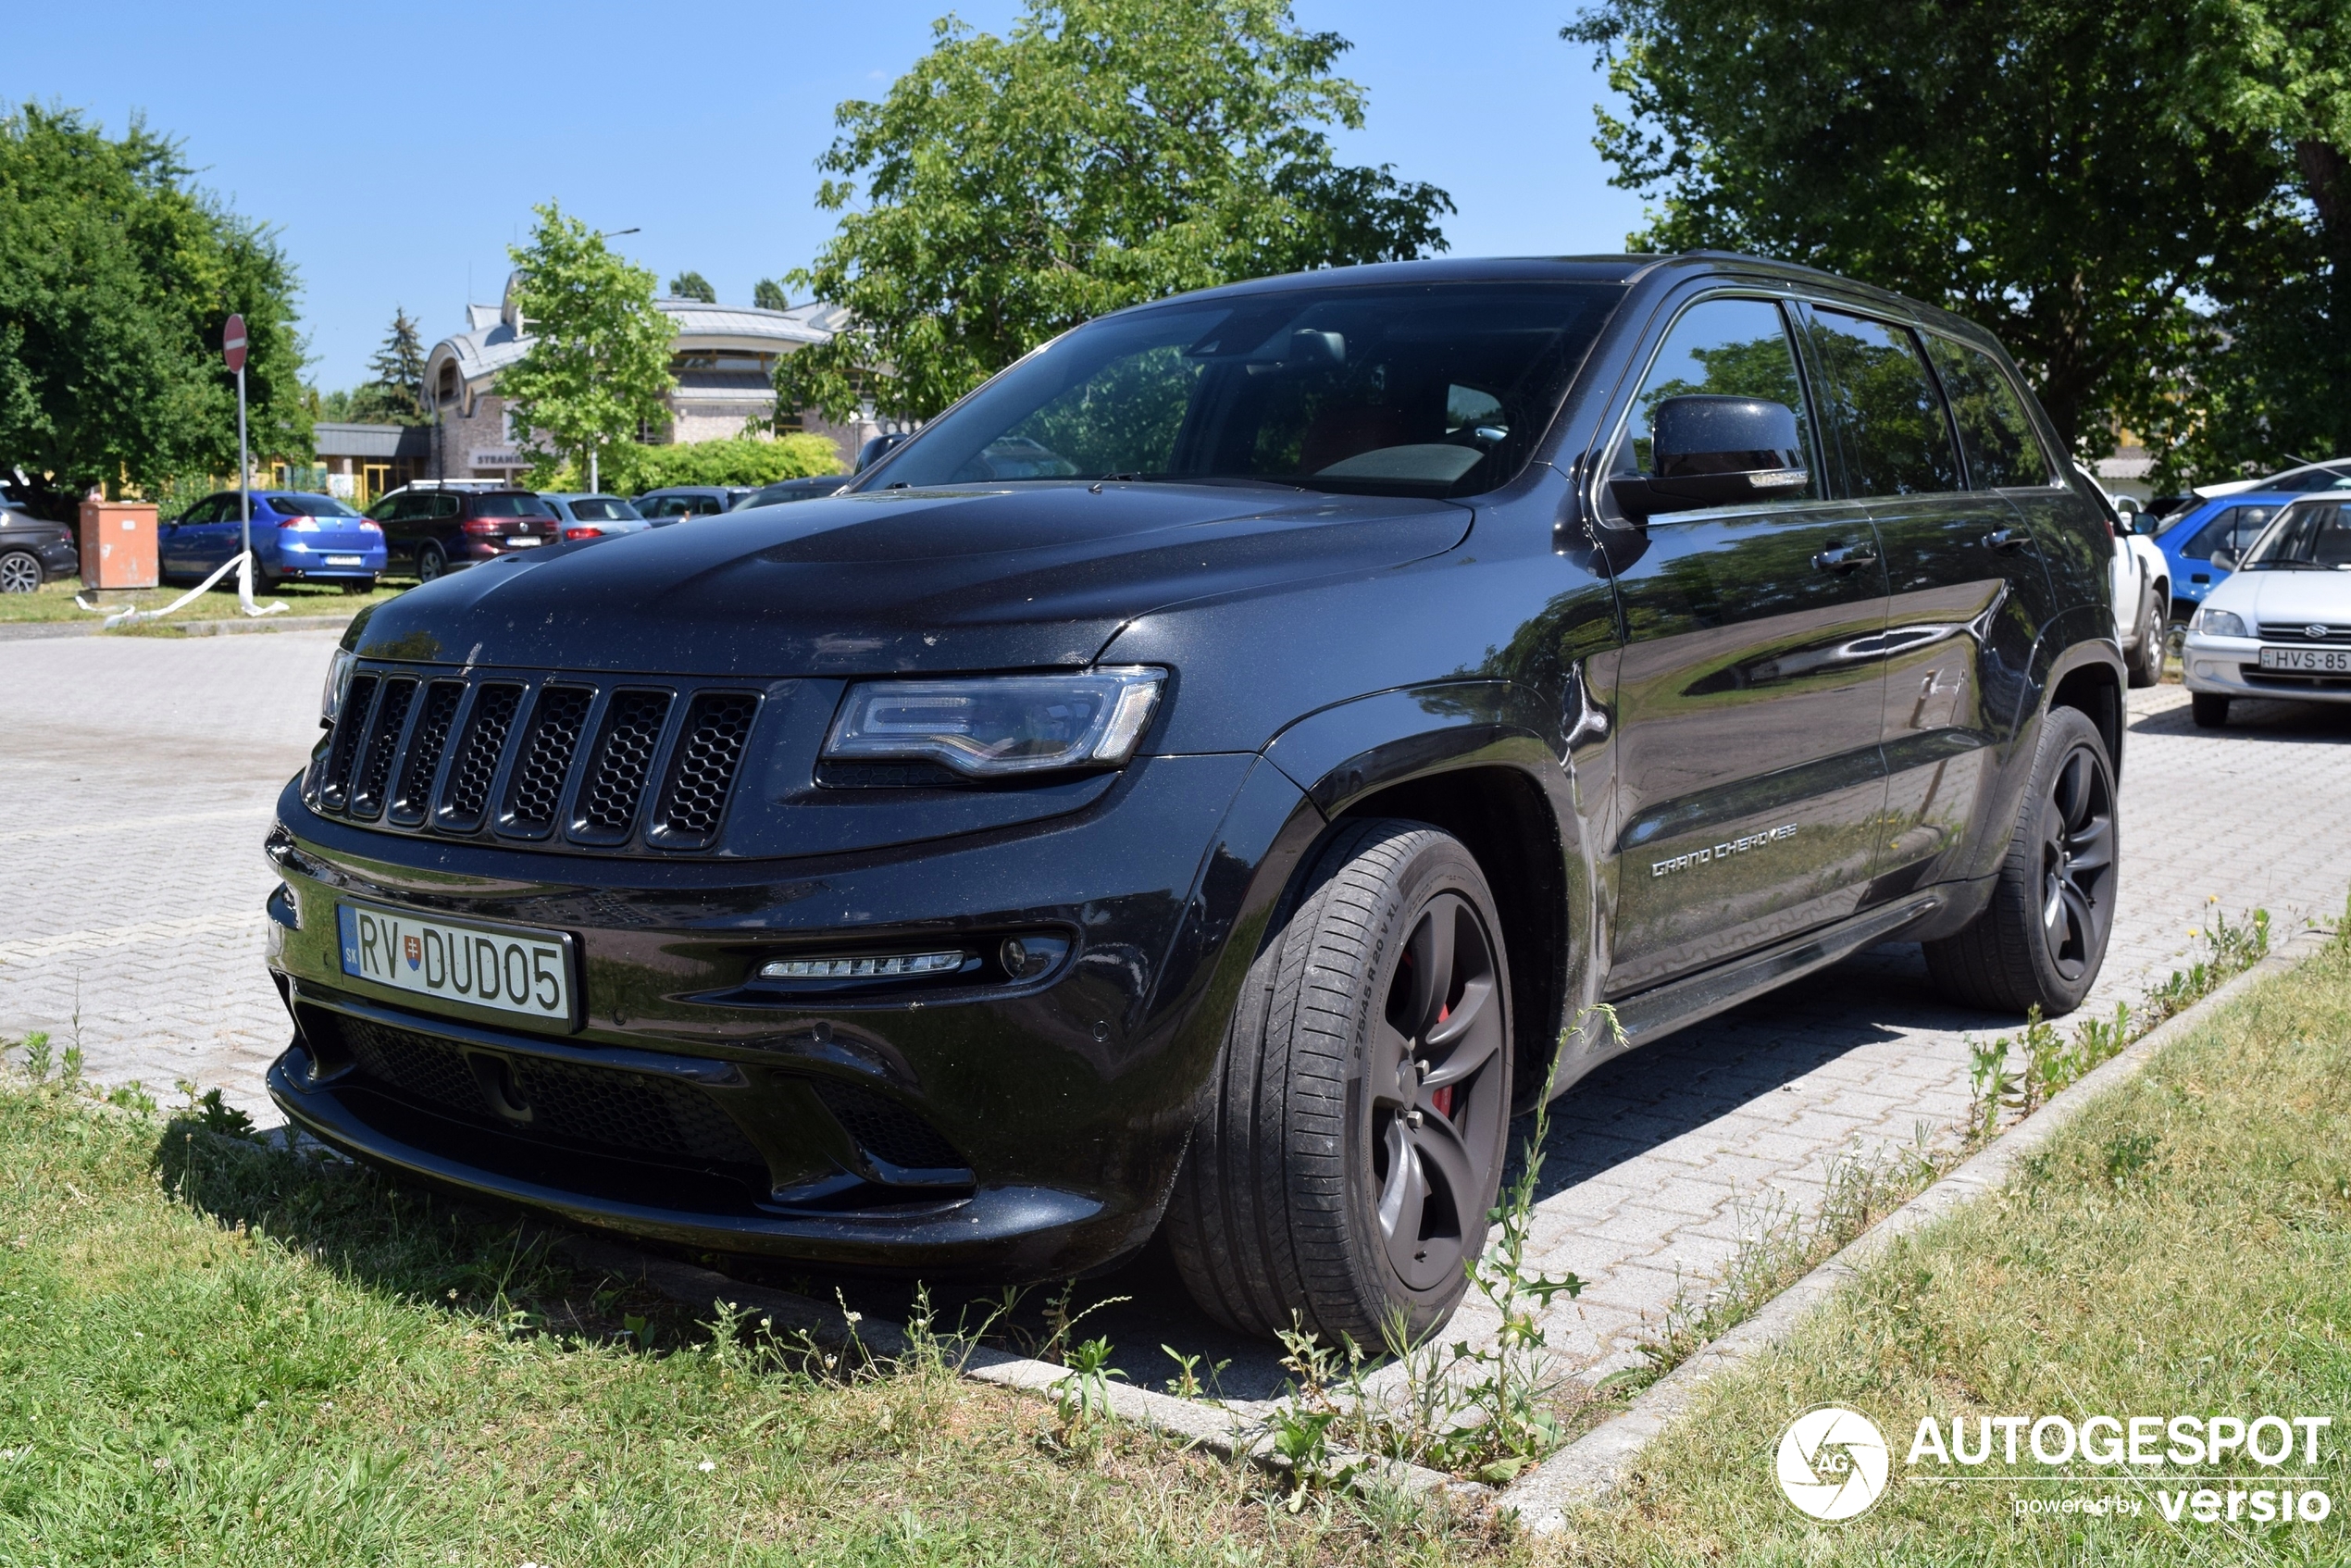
[[222, 314, 247, 373]]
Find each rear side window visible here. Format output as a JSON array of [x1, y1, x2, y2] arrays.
[[430, 494, 462, 519], [267, 493, 358, 517], [568, 498, 638, 520], [2185, 504, 2278, 560], [1610, 296, 1818, 500], [470, 493, 554, 518], [1807, 309, 1960, 496], [1921, 336, 2055, 488]]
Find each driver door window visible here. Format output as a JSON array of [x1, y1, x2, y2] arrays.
[[1601, 295, 1893, 991]]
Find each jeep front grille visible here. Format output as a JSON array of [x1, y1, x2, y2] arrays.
[[309, 663, 761, 853]]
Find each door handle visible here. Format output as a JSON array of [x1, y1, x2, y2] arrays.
[[1812, 542, 1878, 573], [1982, 528, 2033, 554]]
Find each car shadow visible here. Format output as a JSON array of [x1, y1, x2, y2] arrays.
[[2133, 693, 2351, 742]]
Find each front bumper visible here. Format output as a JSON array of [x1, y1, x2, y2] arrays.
[[2182, 635, 2351, 703], [263, 749, 1309, 1275]]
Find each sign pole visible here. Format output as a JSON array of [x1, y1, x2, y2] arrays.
[[236, 361, 251, 567], [219, 313, 279, 617]]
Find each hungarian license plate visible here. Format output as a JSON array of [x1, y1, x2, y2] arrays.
[[2258, 645, 2351, 672], [336, 902, 574, 1024], [506, 536, 542, 548], [324, 554, 364, 566]]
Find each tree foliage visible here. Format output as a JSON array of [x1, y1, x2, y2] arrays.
[[778, 0, 1453, 424], [667, 270, 717, 304], [0, 104, 306, 508], [544, 433, 844, 494], [339, 307, 428, 425], [1563, 1, 2301, 478], [753, 278, 790, 312], [500, 204, 676, 479]]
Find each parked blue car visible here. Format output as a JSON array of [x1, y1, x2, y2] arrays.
[[159, 491, 385, 591], [2152, 489, 2307, 621]]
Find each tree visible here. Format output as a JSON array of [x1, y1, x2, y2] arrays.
[[777, 0, 1453, 424], [344, 306, 427, 424], [667, 270, 717, 303], [0, 103, 307, 509], [499, 204, 676, 487], [1562, 1, 2291, 463], [753, 278, 790, 311]]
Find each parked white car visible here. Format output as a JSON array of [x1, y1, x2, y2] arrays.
[[2181, 494, 2351, 727], [2086, 477, 2172, 687]]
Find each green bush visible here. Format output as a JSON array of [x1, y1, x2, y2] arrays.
[[550, 434, 846, 495]]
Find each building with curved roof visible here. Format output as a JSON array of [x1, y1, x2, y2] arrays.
[[417, 274, 879, 482]]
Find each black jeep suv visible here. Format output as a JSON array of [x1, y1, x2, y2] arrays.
[[265, 255, 2121, 1343]]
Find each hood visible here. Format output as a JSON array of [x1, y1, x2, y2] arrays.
[[349, 483, 1469, 676], [2217, 567, 2351, 626]]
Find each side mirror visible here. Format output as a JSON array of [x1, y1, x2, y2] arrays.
[[856, 431, 909, 471], [2132, 513, 2162, 535], [2212, 548, 2238, 570], [1610, 396, 1809, 519]]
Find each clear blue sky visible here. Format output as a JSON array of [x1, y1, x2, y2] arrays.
[[8, 1, 1648, 391]]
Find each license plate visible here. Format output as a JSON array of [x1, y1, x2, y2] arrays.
[[506, 536, 542, 548], [336, 903, 574, 1024], [2258, 645, 2351, 672], [324, 554, 364, 566]]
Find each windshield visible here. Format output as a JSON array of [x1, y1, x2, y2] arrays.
[[865, 280, 1626, 500], [2240, 500, 2351, 569], [566, 497, 641, 521], [268, 493, 357, 516], [471, 493, 554, 518]]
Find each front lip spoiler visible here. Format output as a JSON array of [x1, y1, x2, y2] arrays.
[[267, 1046, 1104, 1272]]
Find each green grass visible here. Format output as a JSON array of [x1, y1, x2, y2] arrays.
[[1555, 928, 2351, 1563], [0, 1079, 1508, 1567], [0, 575, 406, 625]]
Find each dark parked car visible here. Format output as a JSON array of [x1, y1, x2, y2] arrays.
[[0, 503, 78, 592], [634, 486, 754, 522], [732, 477, 848, 510], [161, 491, 386, 591], [267, 254, 2123, 1344], [366, 489, 559, 581]]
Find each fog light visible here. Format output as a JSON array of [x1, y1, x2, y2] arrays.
[[761, 951, 964, 980], [2194, 661, 2219, 679]]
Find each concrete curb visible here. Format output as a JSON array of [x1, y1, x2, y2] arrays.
[[552, 1231, 1477, 1500], [1495, 926, 2334, 1535], [0, 612, 356, 641]]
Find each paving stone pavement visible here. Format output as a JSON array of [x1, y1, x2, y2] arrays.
[[0, 631, 341, 1117], [4, 634, 2347, 1394]]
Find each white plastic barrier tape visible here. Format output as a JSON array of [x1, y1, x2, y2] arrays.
[[75, 551, 288, 628]]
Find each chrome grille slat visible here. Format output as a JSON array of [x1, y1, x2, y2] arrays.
[[2256, 620, 2351, 643]]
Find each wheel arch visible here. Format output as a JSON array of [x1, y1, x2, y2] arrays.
[[1258, 682, 1595, 1108]]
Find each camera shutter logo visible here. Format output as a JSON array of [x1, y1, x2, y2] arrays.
[[1775, 1406, 1891, 1521]]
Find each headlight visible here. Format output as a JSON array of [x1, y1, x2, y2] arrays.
[[320, 648, 357, 725], [2194, 607, 2248, 639], [823, 667, 1165, 778]]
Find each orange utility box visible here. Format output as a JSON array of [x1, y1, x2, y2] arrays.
[[79, 499, 159, 590]]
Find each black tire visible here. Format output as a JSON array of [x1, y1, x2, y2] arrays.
[[0, 550, 41, 594], [1163, 819, 1514, 1346], [1924, 706, 2117, 1015], [2191, 692, 2230, 728], [2126, 582, 2165, 688], [417, 543, 448, 583]]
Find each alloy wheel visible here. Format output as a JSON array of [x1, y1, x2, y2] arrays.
[[1368, 892, 1509, 1293], [2039, 745, 2115, 981], [0, 552, 40, 593]]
